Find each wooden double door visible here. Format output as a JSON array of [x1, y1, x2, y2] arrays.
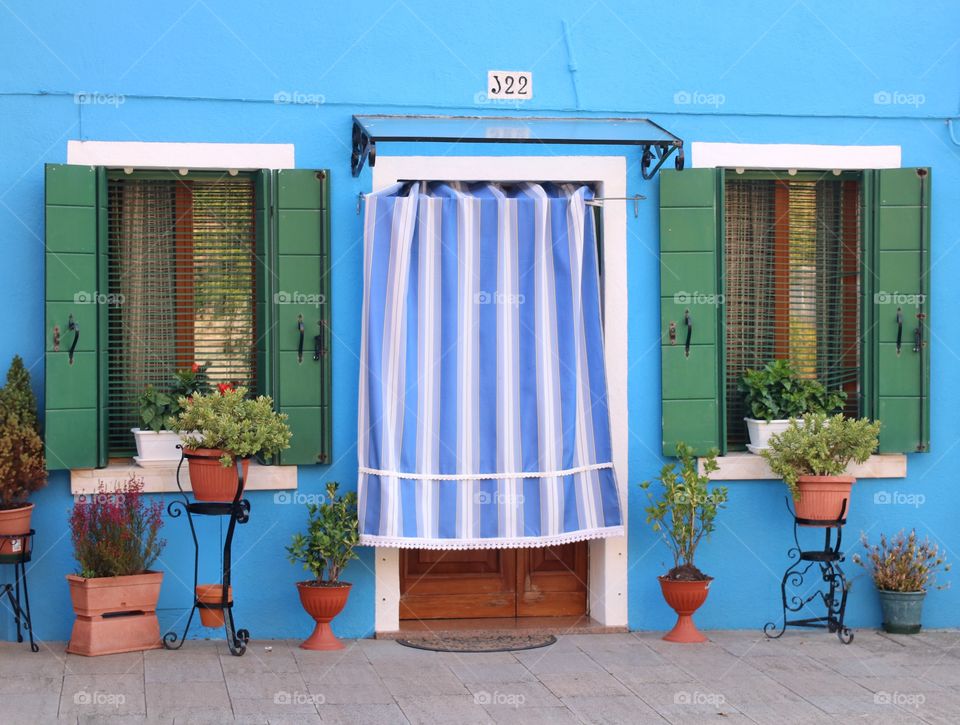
[[399, 542, 587, 620]]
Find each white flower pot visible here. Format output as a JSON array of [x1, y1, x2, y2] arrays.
[[744, 418, 792, 453], [131, 428, 184, 467]]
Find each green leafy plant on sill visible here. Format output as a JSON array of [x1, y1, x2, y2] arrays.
[[640, 443, 728, 581], [0, 355, 46, 510], [138, 363, 212, 432], [740, 359, 847, 421], [761, 413, 881, 499], [172, 385, 291, 467], [287, 482, 359, 585], [853, 530, 950, 593], [68, 477, 166, 578]]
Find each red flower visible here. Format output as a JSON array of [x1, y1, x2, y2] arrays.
[[191, 362, 201, 373], [217, 382, 235, 395]]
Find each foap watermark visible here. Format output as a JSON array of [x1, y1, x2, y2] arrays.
[[273, 690, 326, 706], [73, 690, 126, 708], [673, 90, 726, 108], [472, 91, 526, 108], [274, 291, 326, 308], [873, 90, 925, 108], [273, 491, 326, 506], [474, 290, 525, 306], [473, 690, 526, 708], [273, 90, 326, 107], [874, 691, 926, 708], [74, 91, 126, 107], [874, 291, 925, 306], [673, 291, 724, 306], [874, 490, 925, 508], [74, 291, 124, 306], [674, 690, 726, 707], [475, 490, 525, 506]]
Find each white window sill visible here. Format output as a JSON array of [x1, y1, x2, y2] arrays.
[[698, 452, 907, 481], [70, 460, 298, 495]]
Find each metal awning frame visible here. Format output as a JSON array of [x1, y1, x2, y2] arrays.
[[351, 114, 685, 181]]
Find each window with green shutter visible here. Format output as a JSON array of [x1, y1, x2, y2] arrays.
[[44, 165, 332, 469], [658, 166, 930, 458]]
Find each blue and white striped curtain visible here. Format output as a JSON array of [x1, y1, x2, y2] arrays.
[[358, 181, 623, 549]]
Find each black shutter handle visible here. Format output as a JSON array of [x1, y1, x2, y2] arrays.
[[684, 309, 692, 358], [896, 307, 903, 355], [67, 314, 79, 366], [297, 314, 305, 363], [914, 314, 924, 353], [313, 320, 324, 362]]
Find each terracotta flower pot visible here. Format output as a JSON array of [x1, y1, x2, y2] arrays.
[[658, 576, 712, 643], [196, 584, 232, 627], [185, 448, 250, 502], [795, 475, 854, 524], [66, 571, 163, 656], [296, 581, 351, 651], [0, 503, 33, 562]]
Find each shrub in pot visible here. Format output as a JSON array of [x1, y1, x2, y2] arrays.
[[761, 413, 880, 523], [171, 385, 291, 502], [287, 482, 359, 651], [132, 363, 211, 467], [740, 360, 846, 452], [641, 443, 728, 643], [853, 530, 949, 634], [67, 477, 166, 655], [0, 356, 46, 562]]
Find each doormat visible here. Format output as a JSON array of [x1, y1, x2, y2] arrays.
[[396, 633, 557, 653]]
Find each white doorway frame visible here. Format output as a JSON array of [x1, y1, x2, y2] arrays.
[[370, 155, 629, 632]]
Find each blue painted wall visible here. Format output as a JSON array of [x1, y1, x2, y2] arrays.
[[2, 1, 959, 641]]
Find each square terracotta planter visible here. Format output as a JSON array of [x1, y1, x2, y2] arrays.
[[66, 571, 163, 656]]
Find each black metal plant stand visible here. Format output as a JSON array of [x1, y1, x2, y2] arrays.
[[0, 530, 38, 652], [162, 451, 251, 656], [764, 498, 853, 644]]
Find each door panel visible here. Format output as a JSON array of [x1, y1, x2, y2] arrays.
[[399, 543, 588, 620], [517, 543, 588, 617]]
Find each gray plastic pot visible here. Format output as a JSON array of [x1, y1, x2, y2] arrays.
[[878, 590, 926, 634]]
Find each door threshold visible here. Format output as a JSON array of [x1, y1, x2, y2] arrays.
[[377, 616, 626, 639]]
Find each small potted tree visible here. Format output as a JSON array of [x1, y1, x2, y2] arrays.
[[171, 385, 291, 502], [741, 360, 846, 452], [67, 477, 166, 655], [287, 482, 359, 650], [132, 364, 210, 467], [762, 413, 880, 522], [853, 530, 950, 634], [641, 443, 728, 643], [0, 356, 46, 562]]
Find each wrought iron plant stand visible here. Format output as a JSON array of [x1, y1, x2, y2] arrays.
[[764, 498, 853, 644], [163, 451, 250, 656], [0, 530, 38, 652]]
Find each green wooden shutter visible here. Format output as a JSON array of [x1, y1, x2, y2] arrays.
[[270, 169, 331, 465], [659, 168, 722, 456], [868, 167, 931, 453], [44, 164, 106, 469]]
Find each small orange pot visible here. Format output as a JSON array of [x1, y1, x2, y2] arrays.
[[185, 449, 250, 502], [0, 503, 33, 561], [196, 584, 232, 627], [296, 581, 351, 651], [795, 475, 854, 524], [66, 571, 163, 656], [658, 576, 712, 643]]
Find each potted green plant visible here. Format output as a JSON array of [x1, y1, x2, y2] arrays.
[[641, 443, 728, 643], [0, 356, 47, 562], [287, 482, 359, 650], [761, 413, 880, 522], [132, 363, 211, 467], [171, 385, 291, 502], [853, 530, 950, 634], [66, 477, 166, 655], [740, 360, 846, 452]]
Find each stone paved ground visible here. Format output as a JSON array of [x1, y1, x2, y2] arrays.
[[2, 630, 959, 723]]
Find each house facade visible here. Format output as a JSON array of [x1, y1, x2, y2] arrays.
[[1, 1, 958, 643]]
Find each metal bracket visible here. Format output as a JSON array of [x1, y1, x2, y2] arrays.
[[640, 142, 684, 180], [351, 122, 375, 178]]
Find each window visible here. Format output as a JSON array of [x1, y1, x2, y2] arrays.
[[44, 165, 332, 469], [723, 175, 861, 448], [659, 166, 930, 457]]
